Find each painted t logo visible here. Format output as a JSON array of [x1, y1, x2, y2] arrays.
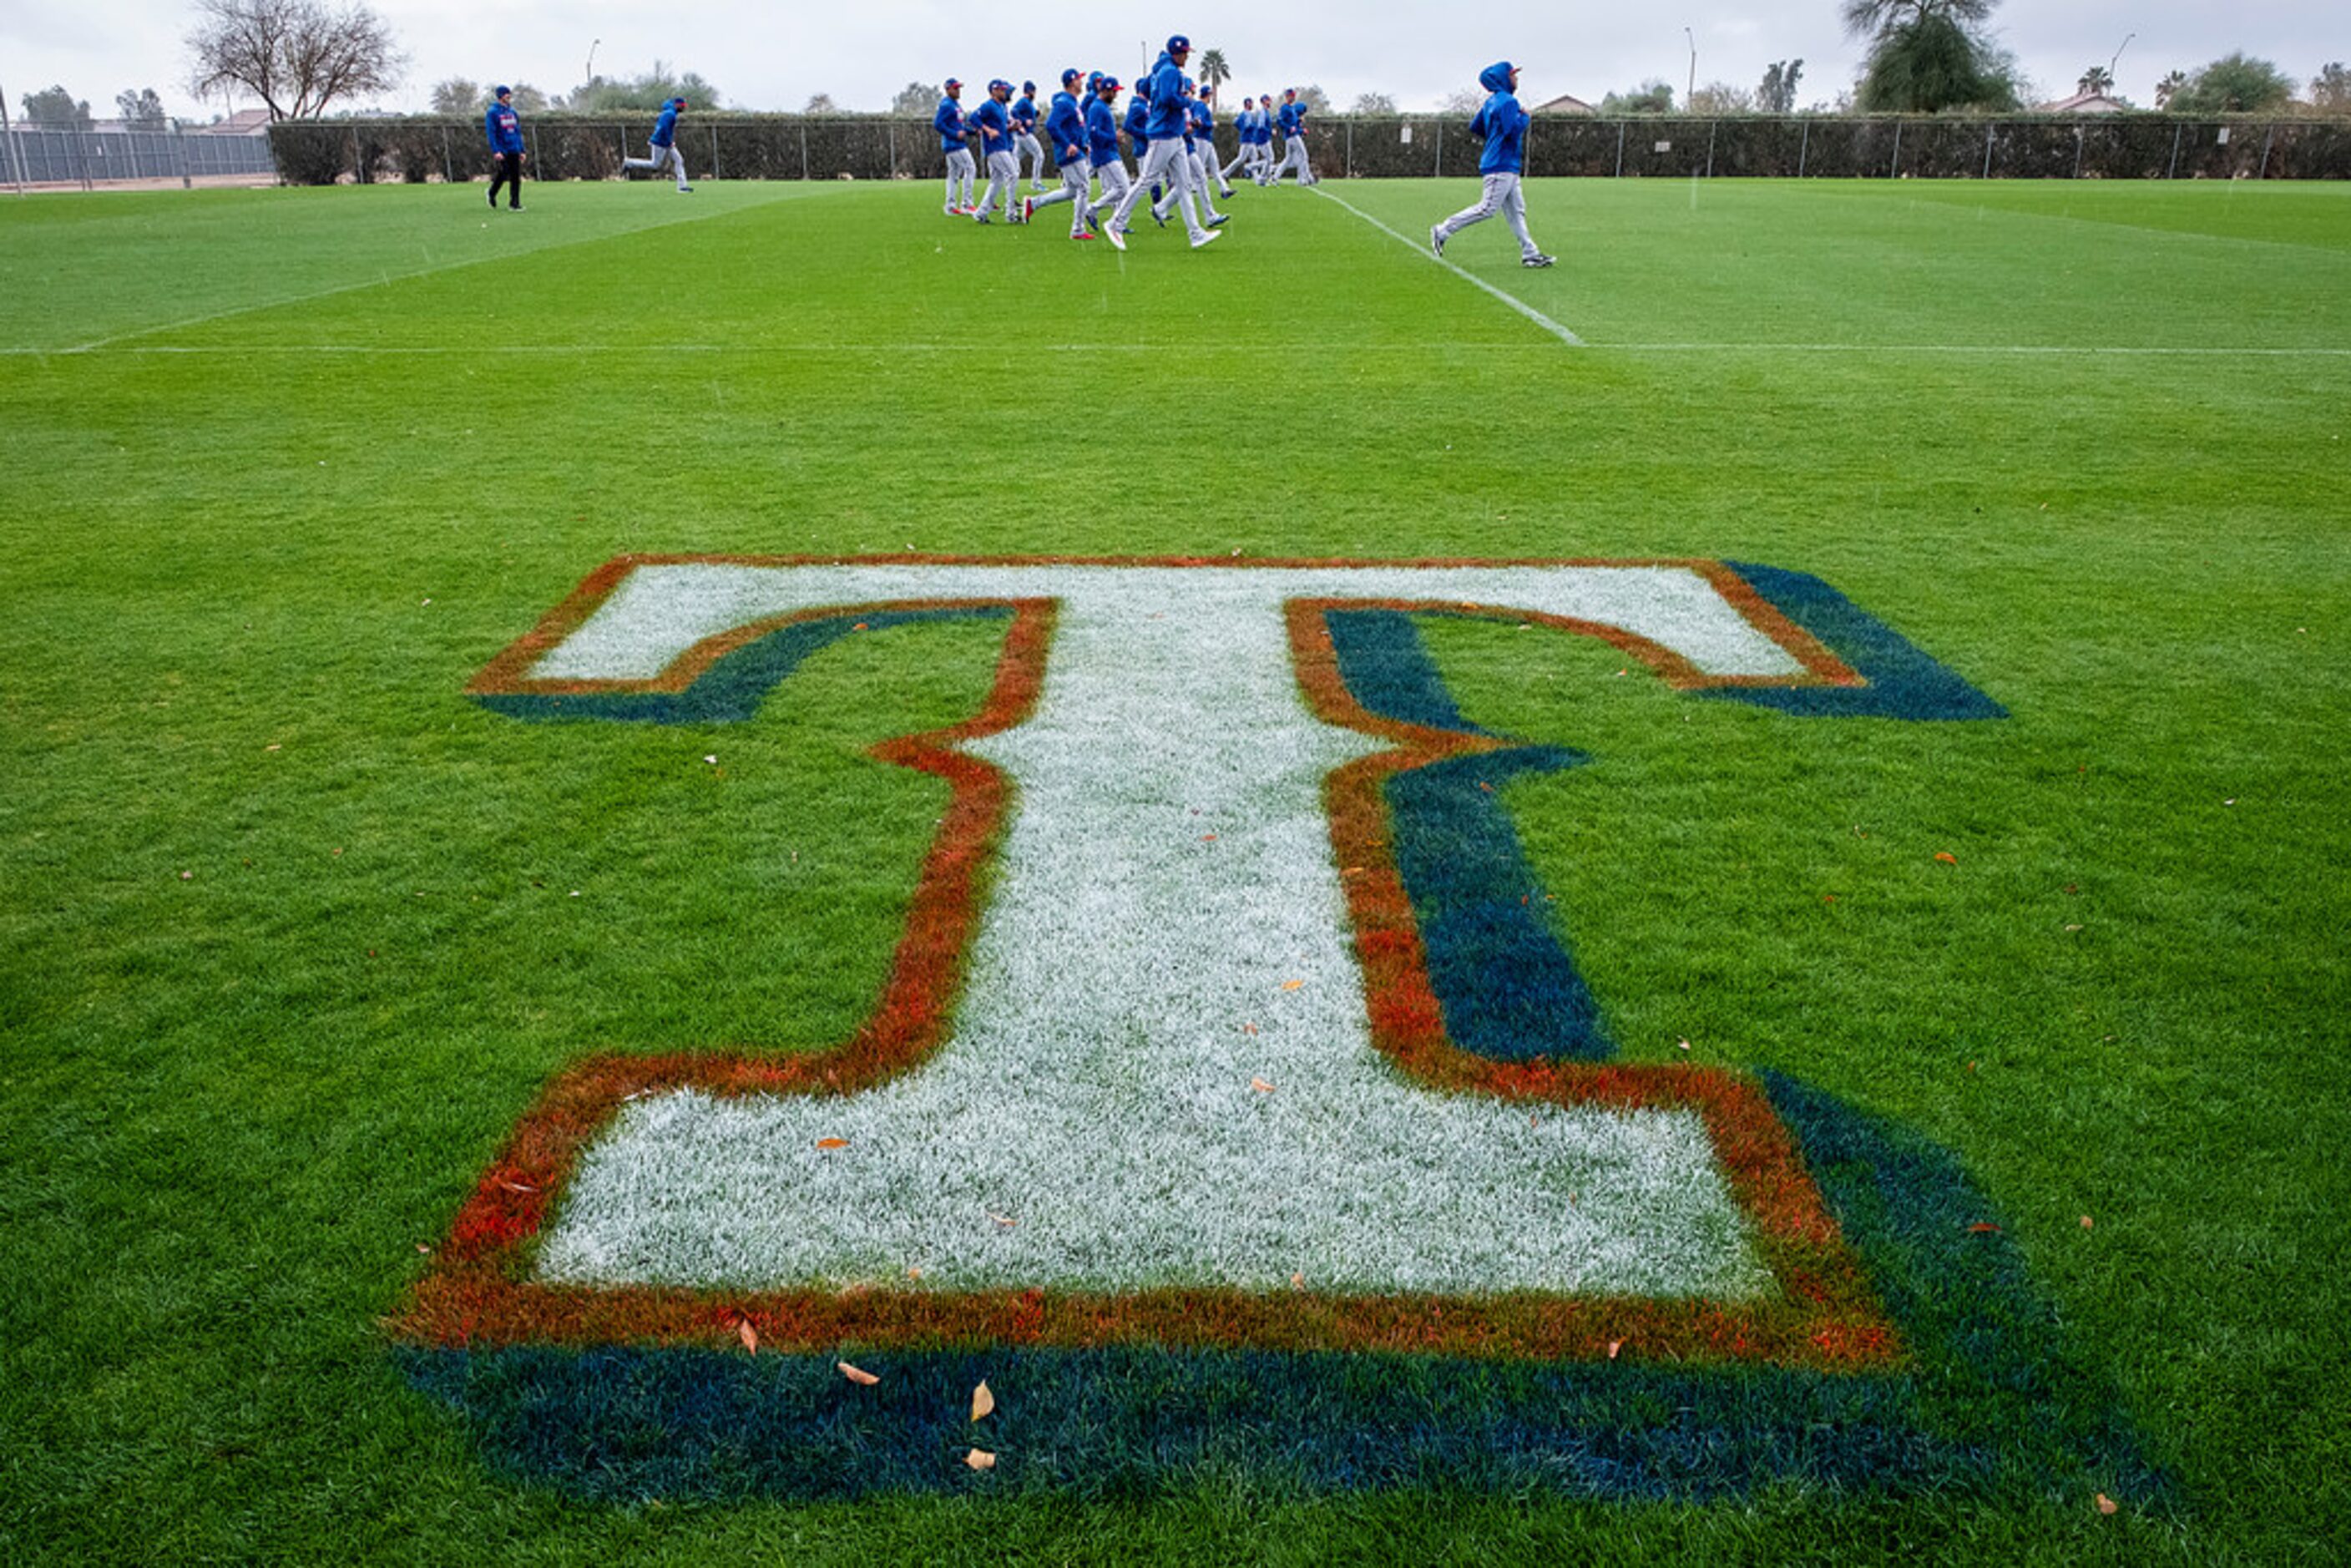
[[417, 557, 1997, 1360]]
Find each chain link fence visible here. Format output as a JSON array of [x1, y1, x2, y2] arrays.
[[261, 114, 2351, 188], [3, 122, 277, 188]]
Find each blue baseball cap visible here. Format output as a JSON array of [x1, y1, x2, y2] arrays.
[[1063, 68, 1081, 86], [1023, 80, 1036, 93], [1167, 35, 1191, 53], [493, 85, 511, 97]]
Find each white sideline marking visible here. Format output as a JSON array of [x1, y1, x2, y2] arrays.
[[1311, 185, 1586, 348]]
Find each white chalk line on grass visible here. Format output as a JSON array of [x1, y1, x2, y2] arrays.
[[13, 340, 2349, 360], [1309, 185, 1586, 348], [41, 185, 827, 357]]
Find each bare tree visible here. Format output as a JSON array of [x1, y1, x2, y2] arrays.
[[427, 76, 480, 116], [803, 94, 841, 115], [890, 82, 943, 117], [186, 0, 405, 120], [1349, 92, 1397, 116], [1438, 85, 1484, 116]]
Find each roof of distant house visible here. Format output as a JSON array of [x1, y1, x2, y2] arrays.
[[2036, 90, 2131, 114], [190, 108, 273, 135], [1532, 94, 1595, 115]]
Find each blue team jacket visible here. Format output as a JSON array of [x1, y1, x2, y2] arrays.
[[1086, 96, 1123, 164], [1143, 54, 1188, 140], [1045, 90, 1087, 160], [651, 104, 680, 148], [934, 98, 967, 153], [971, 96, 1012, 157], [1122, 94, 1150, 153], [1277, 101, 1304, 136], [484, 103, 523, 154], [1469, 63, 1527, 175], [1187, 99, 1216, 154], [1013, 95, 1039, 133]]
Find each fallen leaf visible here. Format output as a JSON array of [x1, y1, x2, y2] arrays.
[[1290, 1272, 1305, 1290], [1200, 833, 1217, 842], [1968, 1222, 2001, 1234], [965, 1448, 996, 1470], [1280, 979, 1305, 992], [906, 1266, 923, 1280], [1676, 1038, 1691, 1052], [416, 1243, 432, 1255], [971, 1380, 995, 1421], [838, 1361, 880, 1386], [179, 870, 193, 881], [1822, 893, 1837, 903], [738, 1319, 759, 1355], [1251, 1077, 1277, 1094], [1606, 1340, 1622, 1360], [1935, 852, 1959, 865], [816, 1137, 849, 1150], [852, 622, 869, 631], [2096, 1494, 2118, 1515], [265, 743, 281, 752], [988, 1211, 1016, 1228], [1241, 1022, 1259, 1035], [2081, 1215, 2095, 1230]]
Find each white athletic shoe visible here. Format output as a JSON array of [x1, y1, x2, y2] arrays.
[[1105, 226, 1125, 252], [1430, 225, 1446, 259], [1190, 228, 1222, 250]]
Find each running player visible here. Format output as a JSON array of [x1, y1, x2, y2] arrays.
[[1191, 83, 1235, 200], [621, 96, 692, 192], [1013, 82, 1047, 190], [1154, 76, 1225, 227], [1429, 61, 1555, 267], [1268, 88, 1316, 185], [1222, 95, 1260, 186], [1105, 36, 1220, 253], [1027, 68, 1096, 239], [969, 79, 1020, 223], [936, 80, 976, 215], [1080, 74, 1130, 235]]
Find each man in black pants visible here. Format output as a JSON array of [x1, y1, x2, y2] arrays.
[[484, 85, 525, 210]]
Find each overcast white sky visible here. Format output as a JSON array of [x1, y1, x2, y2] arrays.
[[4, 1, 2342, 120]]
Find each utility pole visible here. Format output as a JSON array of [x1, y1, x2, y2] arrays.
[[2109, 32, 2134, 85], [585, 38, 600, 89], [1684, 28, 1696, 110], [0, 81, 25, 195]]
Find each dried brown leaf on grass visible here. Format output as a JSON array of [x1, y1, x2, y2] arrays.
[[970, 1380, 995, 1421], [838, 1361, 880, 1386], [965, 1448, 996, 1470], [737, 1319, 758, 1355]]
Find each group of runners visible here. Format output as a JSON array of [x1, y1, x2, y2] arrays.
[[932, 38, 1321, 251], [480, 38, 1552, 267]]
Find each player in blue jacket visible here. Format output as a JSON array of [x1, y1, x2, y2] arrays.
[[1154, 78, 1226, 227], [1267, 88, 1316, 185], [1429, 62, 1554, 267], [1027, 68, 1097, 238], [968, 79, 1021, 224], [1105, 38, 1218, 251], [483, 86, 524, 210], [1080, 75, 1131, 234], [936, 80, 976, 215], [1222, 95, 1260, 185], [1013, 82, 1047, 190], [1190, 84, 1235, 200], [621, 97, 692, 192]]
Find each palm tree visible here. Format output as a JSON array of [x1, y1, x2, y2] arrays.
[[2077, 65, 2113, 97], [1196, 48, 1231, 98], [2153, 70, 2186, 109], [1840, 0, 1995, 40]]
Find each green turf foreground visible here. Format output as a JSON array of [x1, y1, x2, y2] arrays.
[[2, 179, 2348, 1562]]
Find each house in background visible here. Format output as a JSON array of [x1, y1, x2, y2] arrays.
[[1532, 94, 1595, 115], [2035, 90, 2131, 114]]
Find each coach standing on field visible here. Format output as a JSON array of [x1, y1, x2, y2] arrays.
[[484, 85, 524, 210]]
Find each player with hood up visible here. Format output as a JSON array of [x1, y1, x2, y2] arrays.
[[1105, 36, 1220, 251], [936, 80, 977, 215], [969, 78, 1022, 224], [621, 97, 693, 192], [1027, 68, 1097, 238], [1429, 62, 1555, 267], [1080, 74, 1131, 234], [1221, 95, 1260, 185], [1013, 82, 1048, 190], [1190, 83, 1236, 200]]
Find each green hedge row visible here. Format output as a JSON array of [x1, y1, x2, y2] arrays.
[[268, 114, 2351, 186]]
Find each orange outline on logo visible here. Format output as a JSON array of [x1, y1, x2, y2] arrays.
[[394, 556, 1900, 1371]]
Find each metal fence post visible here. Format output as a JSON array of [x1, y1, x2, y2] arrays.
[[801, 123, 810, 180], [178, 120, 193, 188], [710, 123, 720, 181], [887, 120, 897, 180], [2072, 124, 2086, 180], [1705, 119, 1716, 177], [1983, 122, 1995, 179], [441, 124, 453, 184], [2258, 123, 2275, 179], [2166, 123, 2182, 179], [1797, 118, 1809, 178], [1888, 119, 1902, 179], [1430, 119, 1438, 178], [1615, 120, 1625, 178]]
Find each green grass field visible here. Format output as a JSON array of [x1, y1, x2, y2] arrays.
[[2, 175, 2348, 1563]]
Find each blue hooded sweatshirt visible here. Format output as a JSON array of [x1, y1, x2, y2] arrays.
[[1144, 52, 1190, 140], [970, 94, 1012, 157], [1045, 89, 1087, 162], [934, 95, 967, 153], [651, 100, 682, 148], [1276, 98, 1305, 136], [1013, 93, 1039, 133], [1469, 62, 1528, 175], [1086, 93, 1123, 164], [1187, 95, 1216, 154], [484, 100, 523, 154], [1122, 92, 1150, 153]]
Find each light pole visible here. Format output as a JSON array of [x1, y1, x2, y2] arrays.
[[1684, 28, 1696, 109], [585, 38, 600, 87], [2109, 32, 2134, 88]]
